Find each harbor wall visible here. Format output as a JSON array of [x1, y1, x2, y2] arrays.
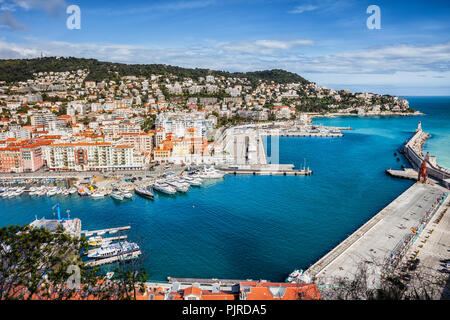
[[403, 129, 450, 183]]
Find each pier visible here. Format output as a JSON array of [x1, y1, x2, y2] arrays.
[[402, 124, 450, 185], [306, 183, 449, 290], [82, 226, 131, 237], [221, 164, 312, 176]]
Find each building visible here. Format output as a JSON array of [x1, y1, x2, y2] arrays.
[[46, 142, 143, 171]]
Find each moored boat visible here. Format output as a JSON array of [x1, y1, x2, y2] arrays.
[[134, 186, 154, 199]]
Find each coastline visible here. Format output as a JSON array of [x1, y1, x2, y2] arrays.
[[309, 111, 424, 119]]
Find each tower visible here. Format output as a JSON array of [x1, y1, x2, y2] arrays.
[[418, 152, 429, 183]]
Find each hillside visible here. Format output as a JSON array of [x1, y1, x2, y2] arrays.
[[0, 57, 309, 85]]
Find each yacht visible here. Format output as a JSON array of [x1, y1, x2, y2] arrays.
[[87, 241, 140, 259], [165, 179, 190, 193], [181, 176, 202, 186], [195, 166, 226, 179], [69, 187, 77, 195], [46, 188, 57, 197], [152, 181, 177, 195], [134, 186, 154, 199], [111, 192, 124, 201], [122, 192, 133, 199], [88, 236, 109, 247], [91, 192, 105, 199]]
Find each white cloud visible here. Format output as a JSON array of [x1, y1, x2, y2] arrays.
[[0, 39, 449, 94], [13, 0, 66, 16], [288, 5, 318, 14], [0, 12, 25, 30]]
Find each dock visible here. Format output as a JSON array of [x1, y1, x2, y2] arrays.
[[82, 226, 131, 237], [167, 277, 263, 286], [386, 168, 418, 181], [85, 251, 141, 267], [221, 164, 312, 176], [306, 183, 449, 290]]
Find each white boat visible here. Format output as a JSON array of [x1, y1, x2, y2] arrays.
[[181, 176, 203, 186], [165, 179, 190, 193], [46, 188, 57, 197], [69, 187, 77, 194], [91, 192, 105, 199], [195, 166, 226, 179], [111, 192, 124, 201], [152, 181, 177, 195], [122, 192, 133, 199], [87, 241, 140, 259]]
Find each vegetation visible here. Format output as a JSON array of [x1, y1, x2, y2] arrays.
[[0, 57, 309, 85], [0, 224, 148, 300]]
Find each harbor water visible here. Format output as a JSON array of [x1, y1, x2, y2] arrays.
[[0, 96, 448, 282]]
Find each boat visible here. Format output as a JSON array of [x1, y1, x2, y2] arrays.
[[69, 187, 77, 194], [152, 181, 176, 195], [134, 186, 154, 199], [91, 192, 105, 199], [165, 179, 190, 192], [87, 241, 140, 259], [78, 189, 88, 197], [195, 166, 226, 179], [181, 176, 202, 186], [88, 236, 108, 246], [285, 269, 311, 284], [122, 192, 133, 199], [111, 192, 124, 201], [46, 188, 57, 197]]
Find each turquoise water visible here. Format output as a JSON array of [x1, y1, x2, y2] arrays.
[[0, 97, 448, 282]]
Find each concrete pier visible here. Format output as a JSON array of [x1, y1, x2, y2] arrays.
[[306, 183, 449, 289], [82, 226, 131, 237]]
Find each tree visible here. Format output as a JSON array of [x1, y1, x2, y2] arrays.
[[0, 224, 92, 300], [0, 224, 150, 300]]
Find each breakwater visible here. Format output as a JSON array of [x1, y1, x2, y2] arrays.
[[402, 125, 450, 184]]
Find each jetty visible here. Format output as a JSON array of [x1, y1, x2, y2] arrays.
[[306, 183, 449, 289], [221, 164, 312, 176], [82, 226, 131, 237], [401, 123, 450, 185]]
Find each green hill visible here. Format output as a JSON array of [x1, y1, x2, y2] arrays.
[[0, 57, 309, 85]]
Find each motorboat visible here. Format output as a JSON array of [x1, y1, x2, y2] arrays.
[[111, 192, 124, 201], [181, 176, 202, 186], [165, 179, 189, 192], [121, 191, 133, 199], [87, 241, 140, 259], [46, 188, 57, 197], [91, 192, 105, 199], [69, 187, 77, 195], [134, 186, 154, 199], [152, 181, 176, 195], [195, 166, 226, 179]]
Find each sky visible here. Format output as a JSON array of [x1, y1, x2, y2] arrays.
[[0, 0, 449, 96]]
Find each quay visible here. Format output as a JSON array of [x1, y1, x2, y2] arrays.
[[82, 226, 131, 237], [85, 251, 141, 267], [167, 277, 263, 286], [221, 164, 312, 176], [386, 168, 419, 181], [402, 123, 450, 185], [306, 182, 449, 290]]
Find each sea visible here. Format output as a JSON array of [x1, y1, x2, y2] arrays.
[[0, 96, 449, 282]]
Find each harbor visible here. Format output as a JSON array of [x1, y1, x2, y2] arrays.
[[303, 123, 450, 297]]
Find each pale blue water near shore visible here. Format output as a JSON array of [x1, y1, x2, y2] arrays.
[[0, 97, 448, 282]]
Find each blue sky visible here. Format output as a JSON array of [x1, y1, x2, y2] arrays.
[[0, 0, 449, 95]]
